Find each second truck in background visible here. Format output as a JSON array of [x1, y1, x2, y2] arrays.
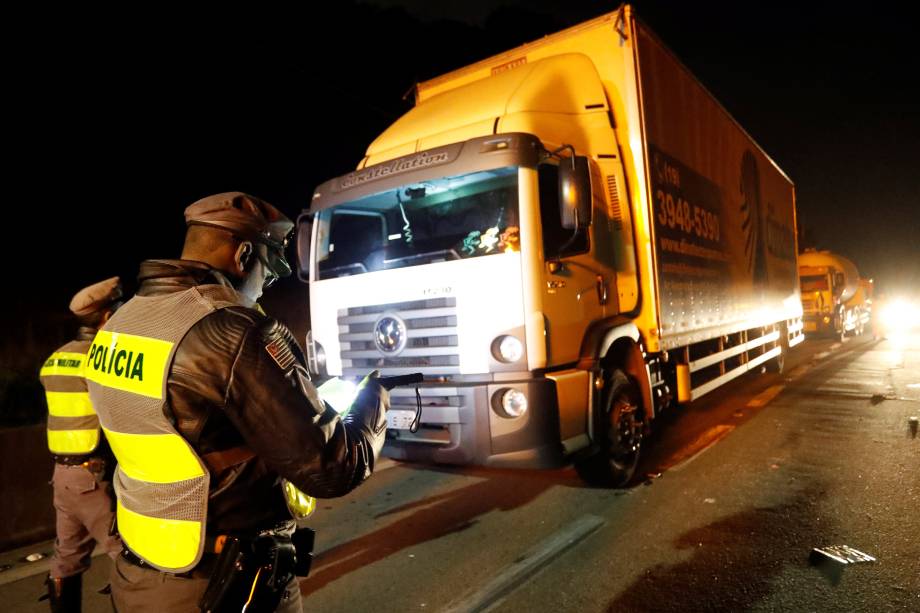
[[798, 249, 872, 340]]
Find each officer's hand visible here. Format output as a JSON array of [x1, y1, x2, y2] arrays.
[[346, 370, 389, 435]]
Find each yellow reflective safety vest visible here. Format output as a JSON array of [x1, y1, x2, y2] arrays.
[[40, 338, 100, 456], [85, 285, 243, 573]]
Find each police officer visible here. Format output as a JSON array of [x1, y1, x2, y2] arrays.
[[85, 192, 389, 612], [39, 278, 124, 612]]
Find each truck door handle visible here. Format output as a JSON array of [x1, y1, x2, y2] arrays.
[[596, 275, 608, 305]]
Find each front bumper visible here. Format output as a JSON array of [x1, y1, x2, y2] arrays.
[[382, 377, 565, 469], [803, 313, 835, 335]]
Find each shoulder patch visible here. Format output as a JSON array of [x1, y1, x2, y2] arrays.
[[265, 337, 297, 371]]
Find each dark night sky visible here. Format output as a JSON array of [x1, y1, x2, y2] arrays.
[[6, 0, 919, 345]]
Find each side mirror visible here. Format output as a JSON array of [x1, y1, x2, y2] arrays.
[[296, 212, 314, 282], [558, 156, 592, 230]]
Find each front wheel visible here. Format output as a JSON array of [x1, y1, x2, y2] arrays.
[[575, 370, 643, 487]]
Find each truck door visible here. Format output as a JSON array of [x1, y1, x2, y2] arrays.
[[538, 162, 613, 367]]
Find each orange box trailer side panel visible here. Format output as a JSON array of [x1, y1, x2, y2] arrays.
[[635, 21, 800, 348]]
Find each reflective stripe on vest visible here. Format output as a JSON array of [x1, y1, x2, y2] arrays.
[[85, 286, 242, 573], [40, 349, 100, 455]]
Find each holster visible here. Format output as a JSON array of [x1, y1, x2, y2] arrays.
[[198, 527, 315, 613]]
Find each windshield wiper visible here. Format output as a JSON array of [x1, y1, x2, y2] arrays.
[[320, 262, 369, 278], [384, 249, 461, 267]]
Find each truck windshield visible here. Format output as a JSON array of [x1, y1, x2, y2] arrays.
[[315, 166, 519, 279], [800, 275, 829, 292]]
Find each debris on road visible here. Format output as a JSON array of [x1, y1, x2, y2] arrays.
[[703, 498, 716, 504], [22, 553, 44, 563], [870, 393, 886, 405], [809, 545, 876, 585], [811, 545, 875, 564], [909, 416, 918, 438]]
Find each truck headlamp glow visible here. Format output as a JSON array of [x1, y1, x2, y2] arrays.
[[493, 388, 528, 418], [493, 335, 524, 363], [881, 300, 920, 330]]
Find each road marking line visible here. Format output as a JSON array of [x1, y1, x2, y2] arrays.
[[814, 351, 831, 360], [747, 384, 785, 408], [667, 425, 735, 472], [441, 514, 605, 613]]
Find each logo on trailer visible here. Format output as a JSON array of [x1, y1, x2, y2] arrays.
[[374, 315, 407, 355], [740, 150, 767, 284]]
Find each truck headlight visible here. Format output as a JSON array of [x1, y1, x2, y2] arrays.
[[493, 388, 528, 418], [492, 335, 524, 363]]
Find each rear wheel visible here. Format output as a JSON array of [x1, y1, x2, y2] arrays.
[[575, 370, 643, 488]]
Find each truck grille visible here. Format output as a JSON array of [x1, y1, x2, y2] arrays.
[[338, 297, 460, 377]]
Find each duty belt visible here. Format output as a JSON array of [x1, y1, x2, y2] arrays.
[[55, 456, 105, 472], [120, 548, 218, 579]]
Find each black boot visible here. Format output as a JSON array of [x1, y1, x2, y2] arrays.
[[44, 574, 82, 613]]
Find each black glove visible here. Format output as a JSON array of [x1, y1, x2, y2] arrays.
[[343, 370, 389, 458]]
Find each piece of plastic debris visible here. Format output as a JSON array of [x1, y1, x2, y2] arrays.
[[646, 472, 661, 480], [24, 553, 44, 562], [870, 394, 886, 405], [811, 545, 875, 564], [770, 464, 780, 470], [809, 545, 876, 585], [703, 498, 716, 504]]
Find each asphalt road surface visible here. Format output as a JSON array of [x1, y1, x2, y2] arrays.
[[2, 331, 918, 611]]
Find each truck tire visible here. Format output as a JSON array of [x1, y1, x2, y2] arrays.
[[575, 370, 643, 487]]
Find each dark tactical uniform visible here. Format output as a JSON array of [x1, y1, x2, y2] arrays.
[[87, 193, 388, 612], [40, 279, 124, 612]]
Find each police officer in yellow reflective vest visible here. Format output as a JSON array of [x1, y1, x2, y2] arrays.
[[85, 192, 389, 612], [39, 278, 125, 612]]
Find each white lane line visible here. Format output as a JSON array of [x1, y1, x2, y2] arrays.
[[747, 384, 785, 408], [441, 514, 606, 613]]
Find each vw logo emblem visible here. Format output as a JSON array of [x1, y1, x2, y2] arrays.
[[374, 315, 407, 354]]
